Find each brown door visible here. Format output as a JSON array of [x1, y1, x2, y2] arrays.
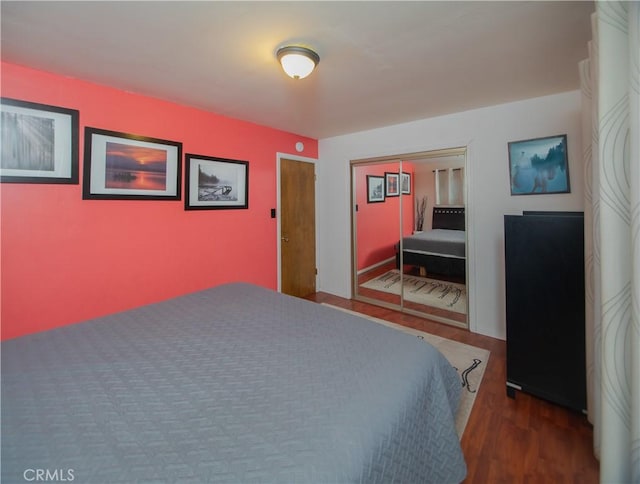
[[280, 158, 316, 297]]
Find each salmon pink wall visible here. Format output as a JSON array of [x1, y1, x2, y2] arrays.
[[355, 163, 414, 271], [0, 62, 317, 340]]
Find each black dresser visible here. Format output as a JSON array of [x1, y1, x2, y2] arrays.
[[504, 211, 586, 412]]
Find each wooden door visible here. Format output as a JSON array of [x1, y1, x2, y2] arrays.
[[280, 158, 316, 297]]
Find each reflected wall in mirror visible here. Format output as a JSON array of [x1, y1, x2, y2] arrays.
[[351, 148, 468, 329], [353, 161, 403, 309]]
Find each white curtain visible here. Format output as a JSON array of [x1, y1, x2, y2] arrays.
[[450, 168, 464, 205], [580, 2, 639, 482], [434, 168, 464, 206]]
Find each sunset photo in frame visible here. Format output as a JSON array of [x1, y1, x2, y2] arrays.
[[385, 172, 400, 197], [83, 127, 182, 200], [1, 97, 79, 184], [508, 134, 570, 195], [185, 154, 249, 210]]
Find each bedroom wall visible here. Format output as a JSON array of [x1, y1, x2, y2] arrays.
[[355, 162, 414, 272], [0, 62, 317, 340], [412, 164, 434, 229], [413, 159, 466, 230], [316, 90, 584, 340]]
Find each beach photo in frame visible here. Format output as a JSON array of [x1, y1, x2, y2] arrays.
[[367, 175, 385, 203], [1, 97, 79, 184], [401, 172, 411, 194], [508, 134, 570, 195], [385, 172, 400, 197], [83, 127, 182, 200], [185, 154, 248, 210]]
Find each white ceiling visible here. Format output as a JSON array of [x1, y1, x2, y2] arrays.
[[1, 1, 594, 139]]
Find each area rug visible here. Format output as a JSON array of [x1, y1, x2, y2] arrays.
[[361, 269, 467, 314], [322, 304, 489, 438]]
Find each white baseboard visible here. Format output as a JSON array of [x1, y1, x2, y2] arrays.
[[357, 256, 395, 275]]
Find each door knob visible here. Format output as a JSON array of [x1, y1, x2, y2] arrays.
[[281, 236, 289, 242]]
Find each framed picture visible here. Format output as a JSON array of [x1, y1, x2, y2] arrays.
[[1, 97, 79, 184], [508, 134, 570, 195], [401, 172, 411, 194], [83, 127, 182, 200], [385, 172, 400, 197], [185, 154, 248, 210], [366, 175, 385, 203]]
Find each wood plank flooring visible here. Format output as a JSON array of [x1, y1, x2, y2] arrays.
[[305, 292, 600, 484]]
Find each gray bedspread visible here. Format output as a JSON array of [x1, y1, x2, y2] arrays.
[[402, 229, 466, 258], [2, 283, 466, 483]]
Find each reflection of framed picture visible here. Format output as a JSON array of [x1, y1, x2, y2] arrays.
[[401, 172, 411, 194], [366, 175, 385, 203], [83, 127, 182, 200], [185, 154, 249, 210], [1, 97, 79, 184], [508, 134, 570, 195], [385, 172, 400, 197]]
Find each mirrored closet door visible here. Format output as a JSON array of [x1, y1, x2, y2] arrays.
[[353, 160, 402, 309], [351, 148, 468, 328]]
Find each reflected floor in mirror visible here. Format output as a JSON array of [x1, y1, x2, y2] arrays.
[[357, 260, 467, 326]]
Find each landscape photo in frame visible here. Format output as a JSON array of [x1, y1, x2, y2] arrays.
[[1, 97, 79, 184], [508, 134, 570, 195], [185, 154, 249, 210]]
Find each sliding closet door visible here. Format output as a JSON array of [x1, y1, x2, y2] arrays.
[[401, 161, 467, 326], [351, 148, 468, 329], [352, 161, 402, 309]]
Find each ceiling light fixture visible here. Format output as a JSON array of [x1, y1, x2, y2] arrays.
[[276, 46, 320, 80]]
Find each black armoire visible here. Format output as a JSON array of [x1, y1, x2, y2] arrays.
[[504, 211, 586, 412]]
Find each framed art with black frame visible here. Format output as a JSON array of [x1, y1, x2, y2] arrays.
[[185, 154, 249, 210], [367, 175, 385, 203], [1, 97, 79, 184], [508, 134, 570, 195], [401, 172, 411, 194], [385, 172, 400, 197], [83, 127, 182, 200]]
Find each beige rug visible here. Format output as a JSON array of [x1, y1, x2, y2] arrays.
[[323, 304, 489, 438], [361, 269, 467, 314]]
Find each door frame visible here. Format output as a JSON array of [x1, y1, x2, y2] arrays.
[[276, 152, 319, 293]]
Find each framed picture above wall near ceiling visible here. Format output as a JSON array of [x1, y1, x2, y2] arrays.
[[185, 154, 249, 210], [0, 97, 79, 184], [366, 175, 385, 203], [385, 172, 400, 197], [508, 134, 570, 195], [83, 127, 182, 200]]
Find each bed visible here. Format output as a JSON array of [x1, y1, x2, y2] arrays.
[[1, 282, 466, 483], [396, 206, 466, 278]]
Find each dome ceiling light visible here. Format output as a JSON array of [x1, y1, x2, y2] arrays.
[[276, 45, 320, 80]]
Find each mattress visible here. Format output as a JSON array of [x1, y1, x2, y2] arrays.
[[2, 282, 466, 483], [401, 229, 466, 259]]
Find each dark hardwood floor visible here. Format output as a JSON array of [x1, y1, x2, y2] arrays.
[[305, 292, 599, 484]]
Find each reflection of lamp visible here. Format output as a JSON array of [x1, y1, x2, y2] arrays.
[[277, 46, 320, 79]]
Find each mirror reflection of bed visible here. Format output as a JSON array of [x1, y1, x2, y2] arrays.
[[357, 207, 466, 325], [401, 206, 465, 322], [352, 148, 467, 328]]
